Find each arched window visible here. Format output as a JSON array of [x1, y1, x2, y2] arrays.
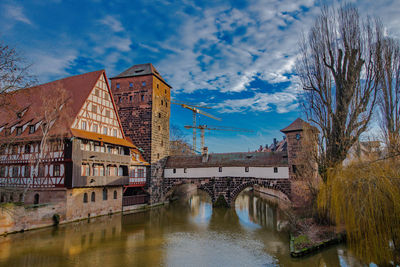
[[34, 193, 39, 205], [103, 188, 108, 201], [91, 192, 95, 202], [83, 193, 88, 203], [113, 190, 117, 199]]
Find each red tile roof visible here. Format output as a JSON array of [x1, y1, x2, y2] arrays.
[[0, 70, 134, 148]]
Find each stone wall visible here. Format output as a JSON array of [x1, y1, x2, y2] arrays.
[[285, 131, 302, 180], [65, 186, 123, 221], [111, 75, 154, 162], [0, 201, 66, 235], [150, 76, 170, 162], [148, 157, 168, 205]]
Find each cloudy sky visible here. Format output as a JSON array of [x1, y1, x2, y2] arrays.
[[1, 0, 399, 152]]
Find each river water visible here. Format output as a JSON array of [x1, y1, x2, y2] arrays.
[[0, 189, 363, 267]]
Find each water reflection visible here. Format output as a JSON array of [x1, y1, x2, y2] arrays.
[[0, 188, 365, 267]]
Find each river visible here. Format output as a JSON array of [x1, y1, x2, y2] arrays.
[[0, 189, 364, 267]]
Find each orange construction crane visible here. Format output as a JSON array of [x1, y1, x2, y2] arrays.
[[172, 101, 221, 152], [184, 125, 253, 152]]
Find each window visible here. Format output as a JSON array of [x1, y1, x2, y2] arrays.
[[29, 125, 35, 134], [34, 194, 40, 205], [93, 124, 98, 133], [138, 168, 144, 178], [12, 166, 19, 177], [54, 165, 60, 176], [92, 105, 97, 113], [157, 84, 159, 89], [165, 89, 167, 94], [173, 169, 176, 174], [130, 96, 132, 102], [142, 81, 146, 86], [103, 127, 108, 135], [141, 95, 144, 102], [158, 125, 161, 131], [91, 192, 95, 202], [95, 89, 99, 96], [113, 190, 117, 199], [106, 110, 111, 118], [219, 167, 222, 172], [24, 144, 31, 154], [81, 164, 90, 176], [161, 100, 163, 105], [245, 167, 249, 172], [24, 165, 30, 177], [129, 82, 133, 88], [12, 145, 18, 154], [16, 127, 22, 135], [116, 83, 120, 89], [0, 166, 6, 177], [292, 165, 297, 174], [83, 193, 88, 203], [113, 129, 117, 137], [158, 113, 161, 118], [81, 121, 87, 130], [166, 102, 168, 108], [274, 167, 278, 173], [103, 188, 108, 201], [38, 164, 45, 177], [184, 168, 187, 173]]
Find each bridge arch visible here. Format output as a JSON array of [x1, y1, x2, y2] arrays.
[[230, 181, 290, 206], [163, 181, 214, 203]]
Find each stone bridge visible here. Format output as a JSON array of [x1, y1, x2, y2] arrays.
[[162, 176, 291, 207]]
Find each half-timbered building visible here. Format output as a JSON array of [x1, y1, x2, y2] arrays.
[[0, 70, 149, 221]]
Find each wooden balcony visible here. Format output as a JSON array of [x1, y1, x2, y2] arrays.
[[122, 194, 148, 206], [81, 150, 131, 164], [73, 175, 129, 187]]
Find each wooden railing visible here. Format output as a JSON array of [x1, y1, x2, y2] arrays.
[[122, 194, 148, 206]]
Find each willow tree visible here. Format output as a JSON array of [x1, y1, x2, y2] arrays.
[[297, 5, 380, 181], [318, 159, 400, 264], [375, 27, 400, 155]]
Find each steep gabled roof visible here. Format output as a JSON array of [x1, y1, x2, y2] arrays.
[[110, 63, 171, 87], [0, 70, 134, 148], [280, 118, 318, 133]]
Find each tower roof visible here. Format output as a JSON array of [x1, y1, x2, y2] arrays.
[[280, 118, 315, 133], [110, 63, 171, 87]]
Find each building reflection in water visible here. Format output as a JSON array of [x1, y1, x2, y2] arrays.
[[0, 187, 367, 267], [235, 188, 279, 230]]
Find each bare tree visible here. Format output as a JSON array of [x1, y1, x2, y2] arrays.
[[22, 86, 70, 202], [0, 42, 35, 108], [297, 5, 380, 181], [169, 124, 193, 156], [375, 26, 400, 155]]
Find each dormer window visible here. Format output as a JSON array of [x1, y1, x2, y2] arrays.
[[16, 127, 23, 136], [29, 125, 35, 134]]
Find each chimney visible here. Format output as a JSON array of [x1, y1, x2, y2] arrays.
[[202, 147, 209, 162]]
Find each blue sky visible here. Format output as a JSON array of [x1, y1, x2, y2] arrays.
[[1, 0, 400, 153]]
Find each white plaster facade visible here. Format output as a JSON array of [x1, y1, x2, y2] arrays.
[[164, 166, 289, 179]]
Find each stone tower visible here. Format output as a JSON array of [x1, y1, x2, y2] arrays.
[[110, 63, 171, 163], [281, 118, 316, 180]]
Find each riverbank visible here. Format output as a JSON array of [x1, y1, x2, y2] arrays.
[[0, 201, 167, 236], [289, 217, 345, 257]]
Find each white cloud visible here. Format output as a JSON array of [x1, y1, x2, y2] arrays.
[[29, 50, 77, 81], [4, 4, 32, 25], [99, 15, 124, 32]]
